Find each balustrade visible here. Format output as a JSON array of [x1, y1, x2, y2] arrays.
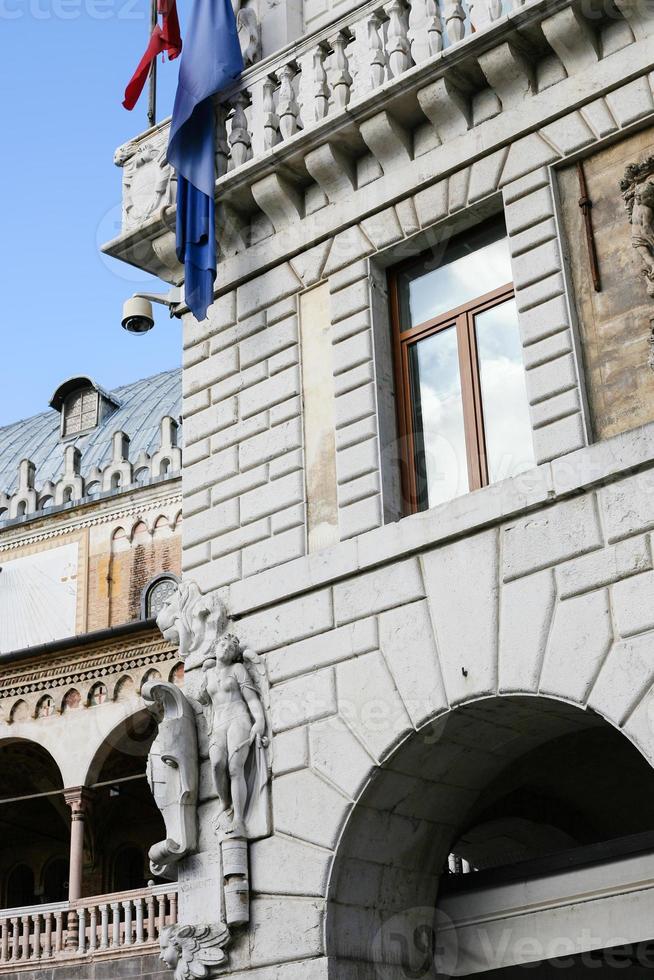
[[0, 885, 177, 970], [203, 0, 507, 178]]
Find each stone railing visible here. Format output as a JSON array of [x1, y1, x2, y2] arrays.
[[113, 0, 511, 237], [0, 884, 177, 971]]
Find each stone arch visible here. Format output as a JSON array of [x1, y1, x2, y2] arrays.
[[83, 708, 156, 787], [61, 688, 82, 713], [35, 694, 56, 719], [110, 525, 130, 555], [113, 675, 136, 703], [87, 682, 108, 707], [140, 668, 161, 693], [169, 662, 184, 687], [320, 694, 654, 974], [9, 700, 29, 724]]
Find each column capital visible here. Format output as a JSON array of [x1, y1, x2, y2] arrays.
[[63, 786, 95, 817]]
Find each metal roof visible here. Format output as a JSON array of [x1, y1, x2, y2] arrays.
[[0, 368, 182, 495]]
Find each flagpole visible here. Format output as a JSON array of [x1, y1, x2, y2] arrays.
[[147, 0, 157, 128]]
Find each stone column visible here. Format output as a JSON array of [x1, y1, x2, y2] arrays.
[[64, 788, 94, 948]]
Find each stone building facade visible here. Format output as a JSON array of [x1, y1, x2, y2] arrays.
[[0, 369, 184, 978], [8, 0, 654, 976]]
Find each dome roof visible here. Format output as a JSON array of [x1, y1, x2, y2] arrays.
[[0, 368, 181, 495]]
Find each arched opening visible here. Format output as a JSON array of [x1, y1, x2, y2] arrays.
[[62, 486, 73, 505], [42, 856, 69, 904], [0, 741, 67, 910], [110, 473, 122, 491], [85, 712, 165, 895], [327, 697, 654, 978], [15, 501, 26, 518]]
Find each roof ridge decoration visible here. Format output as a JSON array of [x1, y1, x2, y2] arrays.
[[0, 416, 182, 525]]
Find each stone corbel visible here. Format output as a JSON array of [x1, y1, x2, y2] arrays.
[[304, 142, 357, 203], [540, 7, 599, 76], [251, 172, 304, 232], [477, 41, 536, 110], [416, 75, 471, 144], [358, 111, 413, 174], [143, 681, 199, 880]]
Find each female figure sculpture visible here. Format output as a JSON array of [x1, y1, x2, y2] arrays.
[[198, 633, 268, 838]]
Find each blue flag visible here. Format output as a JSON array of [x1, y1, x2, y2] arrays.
[[167, 0, 244, 321]]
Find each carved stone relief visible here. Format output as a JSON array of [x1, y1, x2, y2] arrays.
[[621, 155, 654, 367], [151, 581, 272, 977], [143, 680, 199, 880], [116, 133, 176, 233], [233, 0, 260, 65]]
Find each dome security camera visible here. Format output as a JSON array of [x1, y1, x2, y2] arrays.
[[122, 296, 155, 334]]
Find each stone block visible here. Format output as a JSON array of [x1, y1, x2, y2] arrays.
[[606, 76, 654, 126], [422, 529, 499, 704], [237, 263, 301, 318], [361, 207, 405, 249], [267, 617, 378, 683], [500, 135, 559, 185], [270, 448, 304, 480], [413, 180, 449, 227], [336, 437, 379, 484], [310, 715, 375, 797], [531, 388, 581, 429], [523, 328, 573, 369], [613, 569, 654, 637], [272, 726, 310, 775], [239, 366, 300, 420], [599, 470, 654, 543], [185, 497, 240, 548], [333, 558, 424, 625], [184, 398, 238, 445], [503, 495, 602, 580], [334, 384, 377, 429], [339, 472, 381, 507], [183, 345, 239, 397], [336, 650, 413, 759], [556, 535, 651, 599], [324, 227, 375, 276], [270, 394, 302, 426], [339, 494, 383, 539], [248, 896, 324, 965], [242, 524, 306, 577], [272, 501, 305, 534], [517, 273, 565, 315], [211, 517, 271, 560], [333, 309, 372, 343], [505, 185, 554, 237], [512, 239, 562, 292], [509, 217, 558, 259], [588, 632, 654, 727], [334, 361, 375, 397], [539, 588, 612, 703], [468, 148, 508, 202], [379, 599, 447, 726], [541, 112, 596, 155], [249, 834, 331, 896], [183, 446, 239, 496], [498, 569, 556, 693], [329, 279, 371, 324], [502, 167, 550, 206], [519, 294, 570, 345], [241, 470, 304, 525], [191, 551, 242, 593], [336, 415, 379, 451], [239, 418, 303, 472], [239, 316, 298, 369], [526, 353, 578, 405], [333, 329, 373, 376], [238, 590, 333, 653], [271, 668, 337, 733], [273, 768, 350, 848], [531, 411, 587, 463]]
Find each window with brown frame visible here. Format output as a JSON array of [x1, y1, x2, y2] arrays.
[[390, 219, 535, 514]]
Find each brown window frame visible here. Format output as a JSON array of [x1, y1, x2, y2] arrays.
[[389, 273, 516, 514]]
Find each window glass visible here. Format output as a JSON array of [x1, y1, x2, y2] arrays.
[[63, 388, 98, 436], [475, 299, 536, 483], [410, 326, 469, 508]]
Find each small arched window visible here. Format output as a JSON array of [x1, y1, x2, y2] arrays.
[[36, 695, 55, 718], [86, 482, 101, 498], [88, 683, 108, 707], [142, 574, 179, 620]]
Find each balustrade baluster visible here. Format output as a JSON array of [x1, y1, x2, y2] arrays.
[[111, 902, 121, 948], [9, 918, 18, 961], [277, 63, 301, 141], [229, 92, 253, 169], [330, 31, 353, 110], [123, 901, 133, 946], [262, 77, 281, 150], [313, 44, 330, 120], [33, 914, 41, 960], [156, 894, 166, 933], [146, 894, 156, 942], [0, 919, 8, 962], [21, 915, 29, 961], [135, 898, 145, 945], [43, 913, 52, 959], [385, 0, 412, 76], [77, 908, 86, 955], [89, 906, 98, 952], [169, 890, 178, 926], [54, 911, 63, 953], [444, 0, 466, 42], [215, 102, 230, 178], [408, 0, 443, 61], [99, 904, 110, 949]]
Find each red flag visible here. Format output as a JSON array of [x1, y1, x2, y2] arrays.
[[123, 0, 182, 111]]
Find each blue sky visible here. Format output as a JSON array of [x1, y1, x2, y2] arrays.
[[0, 0, 186, 425]]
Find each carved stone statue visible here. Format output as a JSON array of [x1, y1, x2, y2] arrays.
[[232, 0, 260, 65], [143, 681, 199, 880], [160, 924, 230, 979], [197, 634, 269, 839], [157, 582, 228, 671]]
